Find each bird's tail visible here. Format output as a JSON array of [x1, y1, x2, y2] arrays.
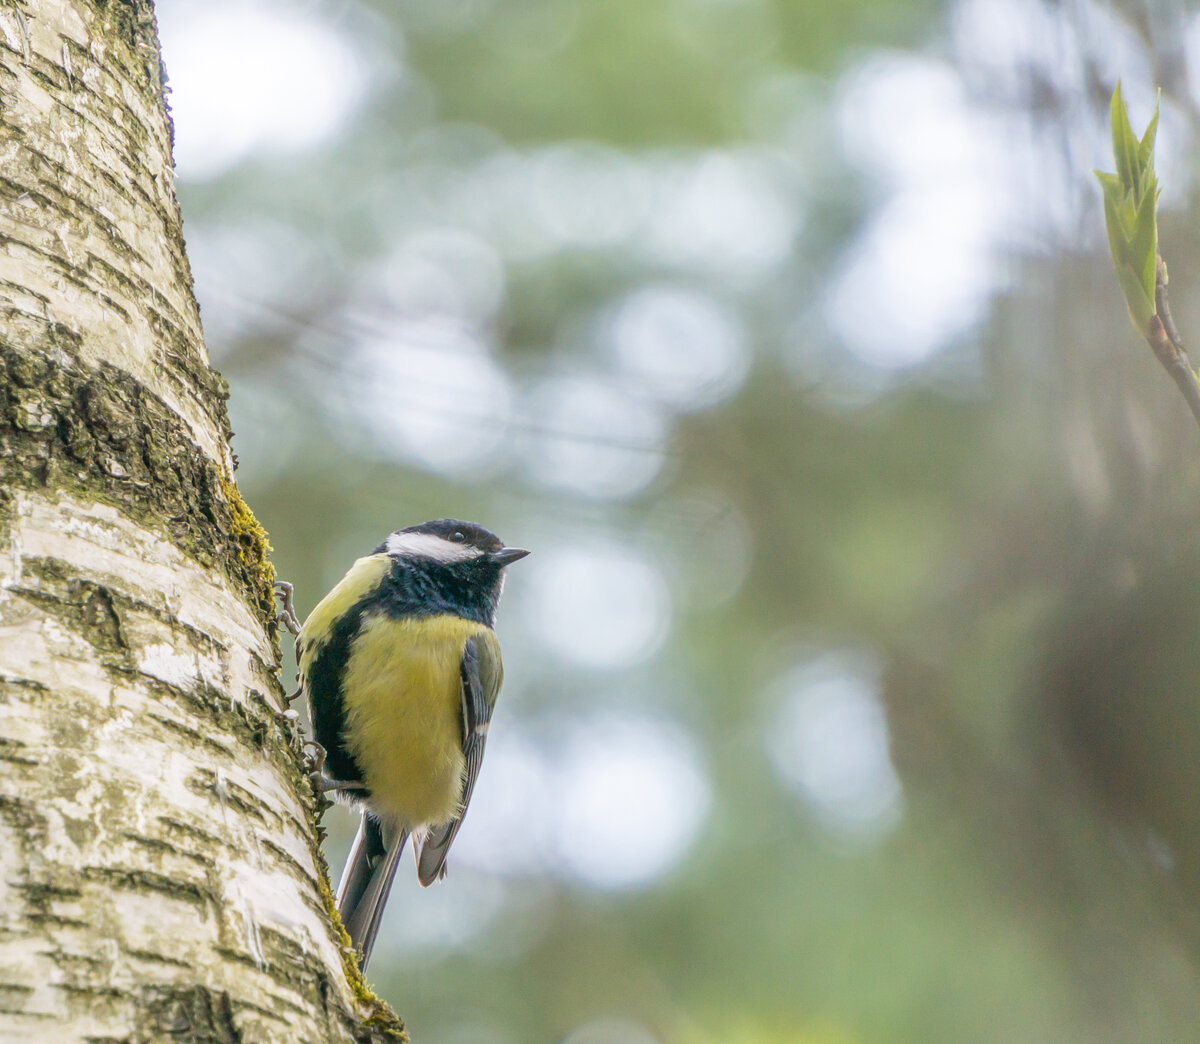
[[336, 813, 408, 970]]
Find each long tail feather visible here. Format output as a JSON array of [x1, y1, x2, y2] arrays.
[[336, 814, 408, 970]]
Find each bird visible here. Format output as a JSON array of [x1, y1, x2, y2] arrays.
[[279, 518, 529, 969]]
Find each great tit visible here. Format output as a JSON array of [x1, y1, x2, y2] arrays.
[[289, 518, 529, 968]]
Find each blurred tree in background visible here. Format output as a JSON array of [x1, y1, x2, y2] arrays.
[[158, 0, 1200, 1040]]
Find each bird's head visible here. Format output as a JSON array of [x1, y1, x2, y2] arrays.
[[377, 518, 529, 622]]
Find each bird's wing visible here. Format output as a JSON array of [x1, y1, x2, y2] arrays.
[[337, 813, 409, 969], [416, 630, 504, 886]]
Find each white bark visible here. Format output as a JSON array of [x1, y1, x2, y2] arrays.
[[0, 0, 228, 467], [0, 2, 403, 1040]]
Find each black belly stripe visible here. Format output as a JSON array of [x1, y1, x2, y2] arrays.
[[306, 600, 370, 787]]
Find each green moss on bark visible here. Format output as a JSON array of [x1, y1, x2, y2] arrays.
[[0, 343, 278, 641], [313, 859, 408, 1043]]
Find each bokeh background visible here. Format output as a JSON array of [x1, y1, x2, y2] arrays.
[[155, 0, 1200, 1040]]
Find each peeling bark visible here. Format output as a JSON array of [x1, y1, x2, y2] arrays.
[[0, 2, 403, 1041]]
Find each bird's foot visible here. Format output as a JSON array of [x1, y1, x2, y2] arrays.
[[274, 581, 301, 637], [303, 739, 327, 774], [303, 741, 367, 798]]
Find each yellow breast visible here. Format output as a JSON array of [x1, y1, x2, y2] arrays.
[[341, 613, 489, 829]]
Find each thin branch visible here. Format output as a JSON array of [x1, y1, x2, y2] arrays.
[[1147, 258, 1200, 431]]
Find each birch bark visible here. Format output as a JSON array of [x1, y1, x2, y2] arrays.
[[0, 2, 402, 1040]]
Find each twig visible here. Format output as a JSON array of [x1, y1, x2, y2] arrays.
[[1146, 258, 1200, 431]]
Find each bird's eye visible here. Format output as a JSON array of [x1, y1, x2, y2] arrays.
[[450, 531, 466, 543]]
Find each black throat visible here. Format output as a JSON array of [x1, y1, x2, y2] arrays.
[[374, 553, 503, 626]]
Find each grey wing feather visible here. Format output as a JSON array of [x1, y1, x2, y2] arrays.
[[416, 632, 502, 886]]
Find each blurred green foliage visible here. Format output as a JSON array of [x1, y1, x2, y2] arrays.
[[163, 0, 1200, 1040]]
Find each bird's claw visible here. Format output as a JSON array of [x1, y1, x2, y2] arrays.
[[302, 740, 367, 798], [274, 581, 301, 637], [303, 739, 327, 773], [303, 741, 337, 795]]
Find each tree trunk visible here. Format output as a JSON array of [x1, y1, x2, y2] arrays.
[[0, 2, 403, 1040]]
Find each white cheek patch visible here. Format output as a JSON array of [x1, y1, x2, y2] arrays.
[[385, 531, 484, 564]]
